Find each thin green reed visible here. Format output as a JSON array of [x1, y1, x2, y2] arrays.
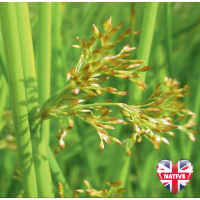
[[129, 2, 159, 102], [165, 2, 174, 78], [0, 2, 38, 197], [15, 2, 38, 110], [129, 2, 159, 193], [108, 2, 159, 193], [51, 2, 64, 89], [0, 75, 7, 123], [104, 4, 159, 196], [46, 145, 73, 197], [37, 3, 51, 143], [15, 3, 54, 197], [0, 59, 7, 84]]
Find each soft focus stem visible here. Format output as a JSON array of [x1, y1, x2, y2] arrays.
[[165, 2, 173, 78], [46, 145, 73, 197], [15, 2, 54, 197], [0, 2, 38, 197], [37, 2, 51, 143], [129, 2, 159, 103], [106, 2, 159, 194]]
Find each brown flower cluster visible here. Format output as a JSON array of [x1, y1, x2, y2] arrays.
[[74, 180, 127, 198], [121, 77, 196, 151], [40, 17, 196, 153]]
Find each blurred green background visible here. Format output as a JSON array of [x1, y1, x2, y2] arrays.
[[0, 2, 200, 198]]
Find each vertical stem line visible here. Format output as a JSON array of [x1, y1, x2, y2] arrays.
[[0, 2, 38, 197], [0, 32, 8, 82], [165, 2, 174, 78], [46, 145, 73, 197], [15, 3, 54, 197], [15, 2, 38, 112], [37, 2, 51, 143], [129, 2, 159, 103], [0, 75, 8, 122], [128, 2, 159, 193], [106, 2, 159, 194], [51, 2, 65, 89]]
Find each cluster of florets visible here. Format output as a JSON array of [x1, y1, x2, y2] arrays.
[[54, 118, 73, 154], [121, 77, 195, 152], [74, 180, 127, 198], [40, 17, 196, 153]]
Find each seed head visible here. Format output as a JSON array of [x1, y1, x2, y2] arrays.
[[59, 138, 65, 150], [92, 24, 99, 37], [103, 16, 112, 31], [156, 135, 161, 146], [112, 138, 123, 146], [73, 192, 79, 198], [62, 130, 67, 137], [103, 136, 111, 144], [83, 180, 91, 188], [189, 133, 195, 142], [161, 137, 170, 145], [99, 141, 104, 152]]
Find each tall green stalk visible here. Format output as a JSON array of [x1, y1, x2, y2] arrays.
[[0, 32, 8, 82], [15, 3, 54, 197], [0, 75, 7, 123], [0, 2, 38, 197], [37, 3, 51, 143], [51, 2, 64, 89], [106, 2, 159, 194], [128, 2, 159, 192], [129, 2, 159, 103], [165, 2, 173, 78], [46, 145, 73, 197]]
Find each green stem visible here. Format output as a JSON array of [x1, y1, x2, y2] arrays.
[[51, 2, 65, 89], [0, 75, 8, 122], [15, 2, 38, 116], [41, 83, 70, 112], [0, 2, 38, 197], [37, 2, 51, 143], [46, 145, 73, 197], [15, 3, 54, 197], [165, 2, 173, 78], [72, 102, 121, 110], [106, 2, 159, 194], [129, 2, 158, 194], [0, 33, 8, 82], [129, 2, 159, 103]]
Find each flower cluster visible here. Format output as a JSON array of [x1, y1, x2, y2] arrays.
[[74, 180, 127, 198], [40, 17, 196, 153], [121, 77, 196, 152], [40, 17, 147, 119]]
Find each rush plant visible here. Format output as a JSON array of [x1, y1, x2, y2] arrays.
[[0, 2, 196, 198], [40, 16, 195, 154]]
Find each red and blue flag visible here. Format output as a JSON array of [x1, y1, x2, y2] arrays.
[[157, 159, 193, 194]]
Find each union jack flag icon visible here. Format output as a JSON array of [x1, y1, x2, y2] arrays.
[[157, 159, 193, 194]]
